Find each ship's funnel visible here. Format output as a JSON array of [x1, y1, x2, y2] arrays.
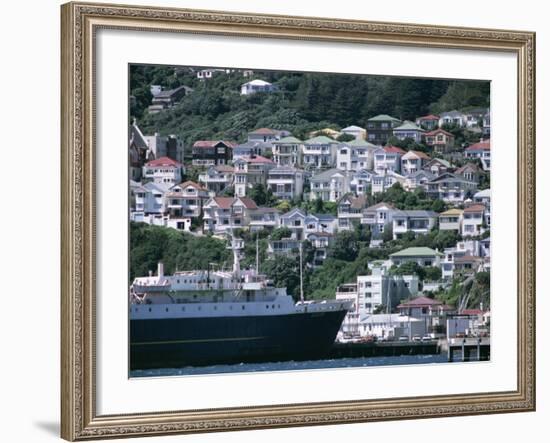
[[157, 262, 164, 277]]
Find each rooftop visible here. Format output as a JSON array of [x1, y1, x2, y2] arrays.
[[368, 114, 401, 122], [390, 247, 443, 258], [304, 135, 336, 145], [465, 140, 491, 151], [463, 204, 486, 213], [394, 121, 425, 131], [276, 136, 302, 144], [145, 156, 183, 167]]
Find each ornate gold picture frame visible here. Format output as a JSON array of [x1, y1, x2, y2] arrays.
[[61, 1, 535, 440]]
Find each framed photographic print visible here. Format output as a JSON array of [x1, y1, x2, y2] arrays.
[[61, 1, 536, 440]]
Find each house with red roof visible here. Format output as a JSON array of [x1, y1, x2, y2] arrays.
[[373, 145, 406, 174], [202, 196, 258, 233], [415, 114, 440, 130], [423, 128, 455, 153], [142, 156, 185, 185], [464, 139, 491, 171], [233, 155, 276, 198], [192, 140, 235, 167]]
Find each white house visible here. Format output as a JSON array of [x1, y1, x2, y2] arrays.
[[361, 202, 396, 238], [401, 150, 431, 176], [356, 263, 419, 315], [240, 79, 276, 95], [371, 170, 405, 195], [392, 210, 438, 239], [271, 136, 302, 167], [439, 110, 467, 127], [164, 181, 209, 219], [133, 182, 171, 215], [462, 204, 487, 237], [198, 165, 234, 196], [302, 135, 339, 169], [373, 145, 406, 174], [266, 166, 305, 201], [341, 125, 367, 140], [142, 156, 185, 185], [309, 168, 352, 202], [464, 140, 491, 171], [202, 196, 258, 233], [350, 169, 376, 195], [336, 139, 378, 171], [389, 247, 443, 268], [474, 189, 491, 227]]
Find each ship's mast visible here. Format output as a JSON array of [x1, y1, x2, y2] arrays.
[[299, 241, 305, 302], [255, 232, 259, 275], [228, 229, 242, 278]]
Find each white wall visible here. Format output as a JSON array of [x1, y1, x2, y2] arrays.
[[0, 0, 547, 442]]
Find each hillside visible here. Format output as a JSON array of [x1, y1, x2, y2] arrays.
[[130, 65, 490, 148]]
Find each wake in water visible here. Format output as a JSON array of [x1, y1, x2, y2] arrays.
[[130, 354, 450, 378]]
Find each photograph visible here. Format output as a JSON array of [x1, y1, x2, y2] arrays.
[[128, 65, 492, 377]]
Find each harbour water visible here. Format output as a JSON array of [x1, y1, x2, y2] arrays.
[[130, 353, 450, 378]]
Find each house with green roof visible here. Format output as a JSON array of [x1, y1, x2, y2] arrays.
[[366, 114, 402, 144], [389, 247, 444, 268], [392, 120, 425, 143], [302, 135, 339, 169], [272, 136, 303, 167]]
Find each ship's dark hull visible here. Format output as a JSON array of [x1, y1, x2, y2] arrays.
[[130, 310, 347, 370]]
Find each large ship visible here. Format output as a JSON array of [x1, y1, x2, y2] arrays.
[[130, 236, 353, 370]]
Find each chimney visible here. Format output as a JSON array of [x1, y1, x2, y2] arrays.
[[157, 262, 164, 277]]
